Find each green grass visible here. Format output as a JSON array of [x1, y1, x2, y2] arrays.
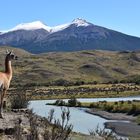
[[1, 46, 140, 86], [8, 83, 140, 100], [31, 90, 140, 100], [79, 100, 140, 116], [136, 115, 140, 125]]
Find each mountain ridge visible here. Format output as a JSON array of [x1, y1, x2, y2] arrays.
[[0, 18, 140, 53], [1, 18, 91, 34]]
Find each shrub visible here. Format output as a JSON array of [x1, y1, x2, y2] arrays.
[[55, 99, 61, 105], [127, 100, 132, 104], [112, 80, 119, 84], [55, 100, 66, 106], [10, 92, 29, 109], [134, 108, 140, 116], [43, 108, 73, 140], [14, 108, 73, 140], [114, 102, 118, 105], [74, 81, 85, 86], [68, 97, 77, 107], [119, 100, 124, 104], [77, 101, 81, 107], [14, 118, 23, 140], [28, 111, 39, 140], [128, 104, 136, 115], [105, 105, 113, 112], [89, 125, 117, 139], [89, 103, 94, 108], [53, 79, 73, 86], [92, 81, 98, 85]]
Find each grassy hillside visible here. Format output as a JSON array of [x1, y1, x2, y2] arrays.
[[0, 46, 140, 86]]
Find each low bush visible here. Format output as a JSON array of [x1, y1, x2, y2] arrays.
[[55, 100, 66, 106], [68, 97, 77, 107], [10, 92, 29, 109], [89, 125, 117, 140], [14, 108, 73, 140]]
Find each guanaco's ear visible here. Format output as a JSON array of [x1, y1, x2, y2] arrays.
[[6, 49, 9, 54], [10, 50, 14, 54]]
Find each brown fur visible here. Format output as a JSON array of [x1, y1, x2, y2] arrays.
[[0, 51, 17, 118]]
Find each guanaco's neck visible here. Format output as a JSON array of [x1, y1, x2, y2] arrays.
[[5, 57, 12, 79]]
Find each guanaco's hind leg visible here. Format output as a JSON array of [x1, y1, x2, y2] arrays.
[[0, 90, 3, 118]]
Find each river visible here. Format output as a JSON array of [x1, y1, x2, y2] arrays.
[[28, 96, 140, 134]]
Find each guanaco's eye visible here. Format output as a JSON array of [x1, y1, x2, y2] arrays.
[[11, 54, 14, 59]]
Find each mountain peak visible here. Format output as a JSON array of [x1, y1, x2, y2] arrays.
[[72, 18, 87, 22], [72, 18, 91, 26]]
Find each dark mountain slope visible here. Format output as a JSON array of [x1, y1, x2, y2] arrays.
[[0, 19, 140, 53]]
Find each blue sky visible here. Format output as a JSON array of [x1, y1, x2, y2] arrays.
[[0, 0, 140, 37]]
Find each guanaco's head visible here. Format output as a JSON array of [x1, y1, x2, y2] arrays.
[[6, 50, 18, 61]]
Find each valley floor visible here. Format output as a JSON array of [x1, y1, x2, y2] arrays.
[[4, 83, 140, 139], [9, 83, 140, 100]]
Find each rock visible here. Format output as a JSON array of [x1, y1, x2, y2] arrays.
[[0, 128, 15, 135], [0, 111, 29, 136], [5, 128, 15, 135], [22, 128, 29, 135]]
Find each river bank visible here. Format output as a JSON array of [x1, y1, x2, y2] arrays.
[[86, 109, 140, 138], [86, 108, 136, 121]]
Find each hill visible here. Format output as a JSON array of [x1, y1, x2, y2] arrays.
[[0, 47, 140, 86], [0, 19, 140, 53]]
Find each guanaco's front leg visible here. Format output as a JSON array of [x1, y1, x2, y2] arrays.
[[0, 90, 6, 118]]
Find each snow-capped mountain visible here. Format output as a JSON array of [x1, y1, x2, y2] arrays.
[[0, 18, 140, 53], [1, 18, 91, 34]]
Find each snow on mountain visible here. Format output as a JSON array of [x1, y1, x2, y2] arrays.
[[1, 21, 51, 33], [1, 18, 91, 34], [50, 18, 91, 32], [72, 18, 91, 27], [11, 21, 51, 31], [50, 23, 70, 33]]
